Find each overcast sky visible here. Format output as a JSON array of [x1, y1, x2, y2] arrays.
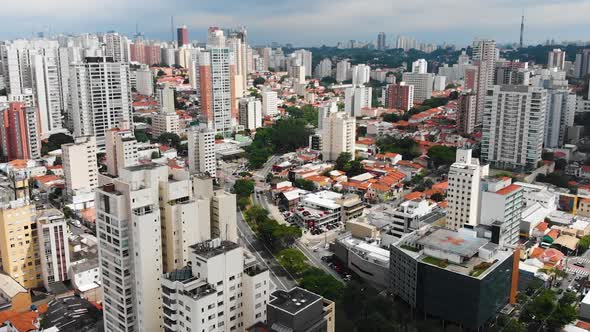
[[1, 0, 589, 47]]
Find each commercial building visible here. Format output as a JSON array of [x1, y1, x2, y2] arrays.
[[69, 56, 132, 149], [384, 82, 414, 111], [187, 125, 216, 176], [239, 97, 262, 131], [389, 226, 517, 330], [62, 136, 98, 198], [446, 149, 489, 230], [401, 72, 433, 103], [321, 111, 356, 161], [0, 199, 42, 289], [380, 199, 438, 241], [482, 85, 547, 170], [456, 92, 477, 135], [161, 239, 270, 332], [36, 208, 70, 289], [344, 86, 372, 117], [0, 102, 41, 160], [334, 234, 390, 288], [261, 90, 278, 117]]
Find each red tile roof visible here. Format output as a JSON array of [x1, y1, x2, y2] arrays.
[[404, 191, 424, 201], [495, 184, 521, 196]]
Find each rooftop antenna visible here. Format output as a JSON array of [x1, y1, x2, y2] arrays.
[[519, 9, 525, 48]]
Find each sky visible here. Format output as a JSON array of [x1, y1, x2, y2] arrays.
[[1, 0, 589, 47]]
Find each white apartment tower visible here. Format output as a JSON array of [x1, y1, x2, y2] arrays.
[[37, 209, 70, 289], [344, 86, 372, 117], [135, 64, 153, 96], [336, 60, 351, 82], [188, 125, 216, 176], [412, 59, 427, 74], [351, 64, 371, 85], [161, 239, 270, 332], [315, 58, 333, 79], [62, 136, 98, 198], [292, 49, 313, 77], [261, 89, 278, 116], [547, 49, 566, 71], [479, 177, 523, 246], [239, 97, 262, 131], [482, 85, 547, 170], [446, 149, 489, 231], [156, 83, 175, 114], [544, 89, 576, 148], [322, 112, 356, 161], [402, 72, 434, 103], [103, 32, 129, 63], [69, 56, 132, 149], [473, 39, 497, 124], [211, 191, 238, 243]]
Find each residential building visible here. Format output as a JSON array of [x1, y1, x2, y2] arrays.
[[479, 177, 523, 246], [314, 58, 332, 79], [134, 64, 153, 96], [384, 82, 414, 111], [161, 239, 270, 332], [321, 112, 356, 161], [456, 92, 477, 135], [187, 125, 216, 176], [104, 32, 129, 63], [377, 32, 386, 51], [351, 64, 370, 86], [446, 149, 489, 230], [261, 89, 278, 117], [37, 208, 70, 289], [69, 56, 132, 149], [383, 199, 438, 240], [344, 86, 372, 117], [239, 97, 262, 131], [482, 85, 547, 170], [62, 136, 98, 198], [177, 25, 189, 47], [401, 72, 433, 103], [574, 49, 590, 79], [0, 102, 41, 160], [412, 59, 427, 74], [0, 199, 41, 289], [547, 49, 566, 70], [261, 287, 335, 332], [211, 191, 238, 243], [292, 49, 312, 77], [433, 75, 446, 91], [473, 39, 497, 124], [152, 112, 180, 138], [544, 89, 576, 148], [105, 126, 138, 177], [389, 226, 517, 330], [336, 60, 350, 82]]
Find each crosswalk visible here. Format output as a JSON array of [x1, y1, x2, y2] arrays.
[[573, 257, 590, 265], [565, 265, 590, 277]]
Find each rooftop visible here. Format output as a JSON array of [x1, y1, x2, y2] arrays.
[[189, 239, 240, 259], [417, 228, 488, 257], [269, 287, 322, 315], [42, 295, 102, 331]]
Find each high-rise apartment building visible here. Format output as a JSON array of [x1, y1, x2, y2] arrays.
[[62, 136, 98, 198], [314, 58, 333, 79], [544, 89, 576, 148], [292, 50, 312, 78], [104, 32, 129, 63], [377, 32, 386, 51], [152, 111, 180, 137], [344, 86, 372, 117], [411, 59, 427, 74], [104, 127, 138, 177], [445, 149, 489, 230], [198, 48, 237, 135], [261, 90, 278, 117], [479, 177, 523, 246], [401, 72, 433, 103], [351, 64, 370, 86], [482, 85, 547, 170], [472, 39, 497, 124], [155, 83, 175, 114], [134, 64, 153, 96], [547, 49, 566, 70], [161, 239, 270, 332], [227, 28, 249, 101], [239, 97, 262, 131], [336, 60, 351, 83], [187, 125, 216, 176], [574, 49, 590, 79], [177, 25, 189, 47], [456, 93, 477, 135], [0, 199, 42, 289], [69, 56, 132, 149], [211, 191, 238, 243], [37, 208, 70, 289], [0, 102, 41, 160], [321, 112, 356, 161], [384, 82, 414, 111]]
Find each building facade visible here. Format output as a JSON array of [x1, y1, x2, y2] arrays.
[[321, 112, 356, 161]]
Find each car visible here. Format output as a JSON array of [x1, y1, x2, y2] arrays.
[[557, 289, 564, 294]]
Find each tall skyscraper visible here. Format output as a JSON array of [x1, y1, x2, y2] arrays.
[[227, 27, 249, 100], [482, 85, 547, 170], [62, 136, 98, 198], [0, 102, 41, 160], [344, 86, 372, 117], [456, 92, 477, 135], [412, 59, 427, 74], [134, 64, 153, 96], [401, 72, 433, 103], [177, 25, 189, 47], [187, 125, 216, 176], [547, 49, 566, 70], [314, 58, 333, 79], [351, 64, 370, 85], [321, 111, 356, 161], [292, 49, 313, 78], [336, 60, 351, 83], [377, 32, 386, 51], [384, 82, 414, 111], [155, 83, 175, 114], [104, 32, 129, 63], [544, 89, 576, 148], [446, 149, 489, 230], [473, 39, 497, 124], [69, 56, 132, 149]]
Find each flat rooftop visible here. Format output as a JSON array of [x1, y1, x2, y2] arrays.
[[189, 239, 240, 259], [417, 228, 488, 257], [269, 287, 322, 315]]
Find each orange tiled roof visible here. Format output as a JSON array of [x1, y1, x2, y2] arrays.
[[306, 175, 329, 183], [535, 222, 549, 232], [404, 191, 424, 201], [341, 181, 371, 191], [529, 247, 545, 258], [432, 181, 448, 191], [547, 229, 560, 240], [370, 183, 390, 192], [495, 184, 521, 196], [8, 159, 28, 169], [34, 174, 61, 184], [0, 304, 48, 332]]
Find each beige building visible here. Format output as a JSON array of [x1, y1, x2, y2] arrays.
[[321, 111, 356, 161], [0, 200, 42, 289], [37, 208, 70, 289], [105, 127, 138, 177], [578, 198, 590, 217], [187, 125, 216, 176], [211, 190, 238, 243], [62, 136, 98, 198], [151, 112, 180, 137]]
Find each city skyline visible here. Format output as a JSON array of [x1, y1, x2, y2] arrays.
[[2, 0, 590, 46]]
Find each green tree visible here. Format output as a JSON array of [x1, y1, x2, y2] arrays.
[[42, 133, 74, 155], [427, 145, 457, 167], [237, 196, 251, 210], [382, 113, 400, 123], [343, 160, 365, 177], [157, 132, 181, 149], [253, 77, 266, 85], [233, 179, 255, 199], [377, 136, 421, 159], [151, 151, 160, 159], [430, 192, 445, 202], [294, 178, 316, 191], [134, 129, 150, 142], [320, 76, 336, 87], [276, 248, 308, 275], [335, 152, 352, 170], [157, 69, 166, 77], [300, 267, 344, 301], [579, 235, 590, 252], [244, 205, 269, 224]]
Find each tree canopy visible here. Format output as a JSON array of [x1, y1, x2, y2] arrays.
[[376, 136, 421, 160], [427, 145, 457, 167], [156, 132, 181, 149], [42, 133, 74, 155], [253, 77, 266, 86]]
